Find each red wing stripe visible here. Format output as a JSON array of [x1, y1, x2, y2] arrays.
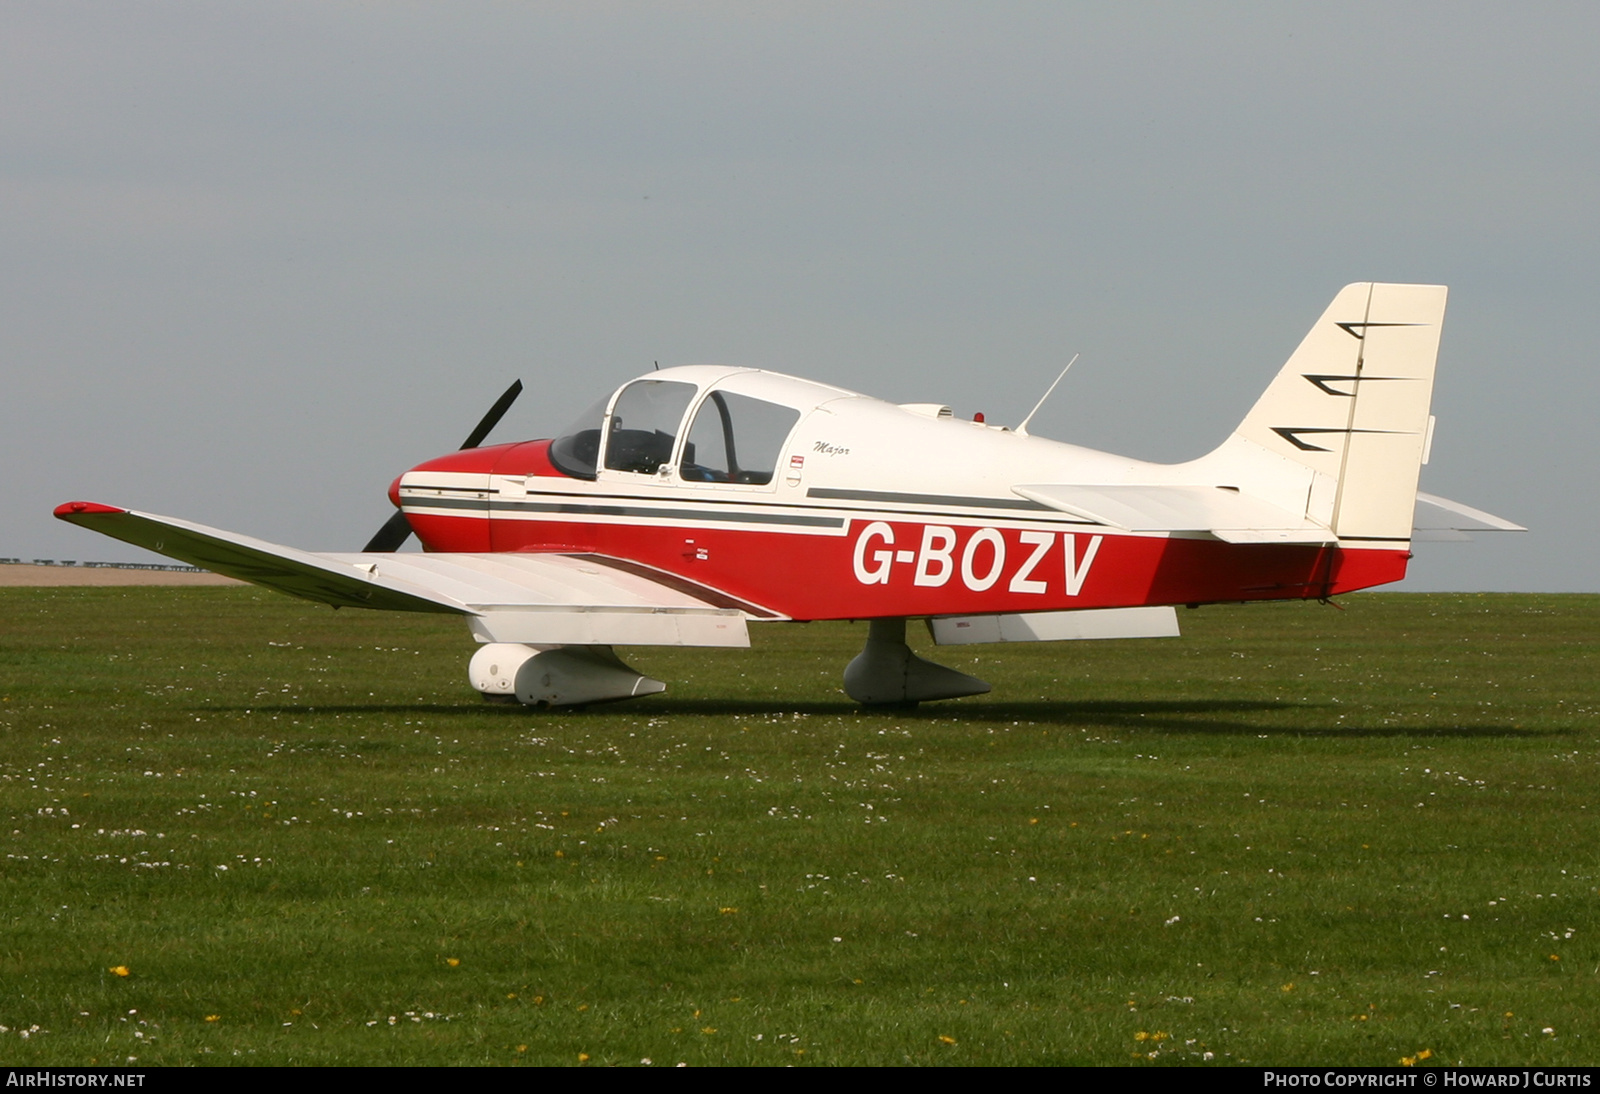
[[572, 554, 784, 618]]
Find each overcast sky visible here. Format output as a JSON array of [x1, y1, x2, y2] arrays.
[[4, 3, 1593, 590]]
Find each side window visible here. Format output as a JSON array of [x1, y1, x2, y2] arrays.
[[679, 391, 802, 485], [603, 380, 696, 475]]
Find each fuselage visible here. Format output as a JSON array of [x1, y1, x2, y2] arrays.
[[393, 366, 1408, 621]]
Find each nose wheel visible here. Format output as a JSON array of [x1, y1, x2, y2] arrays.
[[843, 618, 990, 706]]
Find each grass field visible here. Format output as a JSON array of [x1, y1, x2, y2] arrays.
[[1, 588, 1596, 1066]]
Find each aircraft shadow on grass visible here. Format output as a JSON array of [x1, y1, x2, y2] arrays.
[[203, 698, 1548, 739]]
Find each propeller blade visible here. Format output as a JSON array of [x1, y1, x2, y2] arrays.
[[363, 509, 416, 553], [458, 379, 523, 450], [364, 379, 525, 552]]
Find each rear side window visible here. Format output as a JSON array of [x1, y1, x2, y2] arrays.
[[603, 380, 697, 475], [679, 391, 802, 485]]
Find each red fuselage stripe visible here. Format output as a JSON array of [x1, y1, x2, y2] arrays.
[[402, 506, 1404, 620]]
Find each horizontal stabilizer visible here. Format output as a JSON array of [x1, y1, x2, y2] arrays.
[[1412, 492, 1526, 542], [1012, 484, 1335, 544], [929, 606, 1181, 645], [53, 502, 752, 647]]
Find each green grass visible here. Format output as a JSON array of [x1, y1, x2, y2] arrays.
[[1, 588, 1596, 1066]]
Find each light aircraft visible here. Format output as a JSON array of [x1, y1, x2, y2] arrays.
[[57, 283, 1520, 707]]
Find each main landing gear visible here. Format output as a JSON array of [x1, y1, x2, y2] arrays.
[[842, 618, 990, 706]]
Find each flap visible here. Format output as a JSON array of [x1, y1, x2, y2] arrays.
[[929, 606, 1180, 645]]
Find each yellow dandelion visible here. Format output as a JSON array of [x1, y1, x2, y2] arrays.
[[204, 1015, 220, 1023], [938, 1035, 957, 1045], [1400, 1056, 1416, 1067], [1419, 1049, 1433, 1060], [1135, 1031, 1150, 1041], [577, 1052, 589, 1063], [701, 1026, 717, 1034], [554, 850, 564, 858], [109, 966, 130, 978], [577, 1003, 589, 1012], [517, 1045, 527, 1053], [1152, 1031, 1169, 1042], [1281, 983, 1295, 992], [1029, 818, 1039, 825], [447, 958, 461, 967], [719, 907, 738, 915], [1550, 954, 1560, 961]]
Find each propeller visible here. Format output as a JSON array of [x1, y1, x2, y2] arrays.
[[363, 379, 524, 552]]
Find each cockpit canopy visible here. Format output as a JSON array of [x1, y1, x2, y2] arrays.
[[548, 369, 815, 485]]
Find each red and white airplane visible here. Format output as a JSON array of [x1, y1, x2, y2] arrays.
[[57, 283, 1520, 707]]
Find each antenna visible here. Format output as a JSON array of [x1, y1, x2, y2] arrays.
[[1015, 354, 1079, 437]]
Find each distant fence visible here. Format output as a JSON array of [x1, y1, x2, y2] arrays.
[[1, 558, 211, 574]]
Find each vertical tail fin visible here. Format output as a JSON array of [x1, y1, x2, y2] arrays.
[[1224, 283, 1447, 542]]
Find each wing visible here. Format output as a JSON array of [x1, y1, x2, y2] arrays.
[[53, 502, 754, 647]]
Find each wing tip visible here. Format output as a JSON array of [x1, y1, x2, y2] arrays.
[[54, 501, 127, 520]]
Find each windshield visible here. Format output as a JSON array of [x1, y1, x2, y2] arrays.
[[547, 395, 610, 480]]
